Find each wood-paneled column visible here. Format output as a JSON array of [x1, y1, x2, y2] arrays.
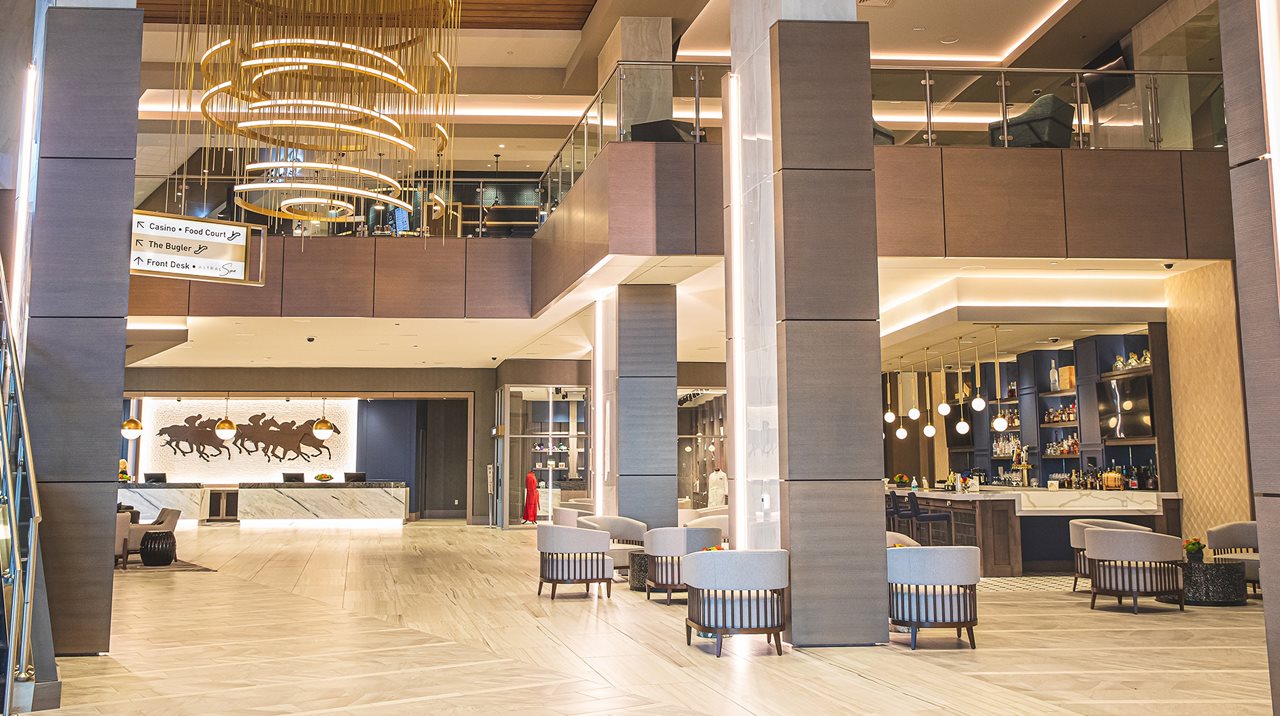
[[727, 1, 888, 646], [23, 6, 141, 655], [594, 284, 678, 529], [1219, 0, 1280, 703]]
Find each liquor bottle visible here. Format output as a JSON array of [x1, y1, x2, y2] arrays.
[[1049, 360, 1060, 391]]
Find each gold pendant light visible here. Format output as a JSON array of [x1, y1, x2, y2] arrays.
[[181, 0, 459, 231], [215, 395, 238, 441], [313, 397, 335, 440]]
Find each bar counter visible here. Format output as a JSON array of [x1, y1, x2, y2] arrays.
[[897, 488, 1182, 577]]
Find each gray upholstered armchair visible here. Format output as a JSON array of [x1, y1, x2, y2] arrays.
[[578, 514, 647, 572], [536, 524, 613, 599], [127, 508, 180, 554], [1085, 528, 1184, 613], [989, 93, 1076, 148], [642, 526, 723, 604], [887, 546, 981, 649], [1208, 520, 1260, 591], [683, 549, 789, 657], [1069, 519, 1151, 592]]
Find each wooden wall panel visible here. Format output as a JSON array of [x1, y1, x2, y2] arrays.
[[281, 236, 374, 316], [695, 143, 725, 255], [654, 143, 696, 255], [582, 147, 610, 264], [1064, 150, 1187, 259], [1219, 0, 1267, 167], [189, 235, 284, 316], [373, 238, 466, 318], [606, 143, 657, 254], [874, 146, 944, 256], [941, 148, 1067, 257], [1182, 151, 1236, 259], [128, 274, 189, 316], [465, 238, 531, 318]]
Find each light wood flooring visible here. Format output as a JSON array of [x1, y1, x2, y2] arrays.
[[48, 521, 1271, 715]]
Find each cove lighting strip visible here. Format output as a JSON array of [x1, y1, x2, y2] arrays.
[[251, 38, 406, 75], [727, 72, 748, 549], [239, 57, 419, 94], [593, 296, 607, 515], [10, 64, 39, 339], [234, 182, 414, 212], [236, 119, 416, 152]]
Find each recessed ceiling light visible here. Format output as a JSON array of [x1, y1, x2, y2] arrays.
[[499, 144, 505, 148], [527, 95, 543, 100], [1080, 328, 1097, 333], [940, 36, 960, 45], [1048, 336, 1060, 342], [913, 26, 926, 31]]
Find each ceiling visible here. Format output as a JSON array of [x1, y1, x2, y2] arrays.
[[134, 0, 601, 30]]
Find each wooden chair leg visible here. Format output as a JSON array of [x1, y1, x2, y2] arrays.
[[1132, 591, 1139, 614], [666, 588, 673, 606], [966, 627, 976, 650], [1089, 592, 1097, 609], [550, 583, 558, 600], [606, 580, 612, 598], [537, 580, 543, 596], [715, 635, 724, 657], [774, 632, 783, 655], [1072, 575, 1078, 592], [955, 627, 962, 639], [1179, 590, 1185, 611], [686, 624, 692, 645], [910, 627, 919, 650], [1117, 596, 1123, 606], [645, 583, 651, 600]]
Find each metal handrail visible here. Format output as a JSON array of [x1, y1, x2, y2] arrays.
[[0, 253, 42, 713]]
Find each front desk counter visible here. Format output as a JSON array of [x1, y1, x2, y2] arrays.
[[899, 488, 1182, 577], [119, 482, 409, 523]]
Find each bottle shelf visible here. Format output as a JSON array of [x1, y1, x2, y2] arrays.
[[1103, 437, 1157, 446], [1101, 365, 1153, 380], [1043, 453, 1081, 459], [1039, 389, 1077, 398], [1040, 421, 1078, 428]]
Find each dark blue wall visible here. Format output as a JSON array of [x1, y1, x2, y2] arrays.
[[357, 399, 418, 489]]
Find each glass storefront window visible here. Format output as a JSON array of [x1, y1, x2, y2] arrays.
[[677, 389, 727, 510], [500, 385, 589, 527]]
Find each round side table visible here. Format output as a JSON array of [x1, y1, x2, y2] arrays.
[[628, 551, 649, 592], [1157, 559, 1247, 606], [139, 530, 177, 567]]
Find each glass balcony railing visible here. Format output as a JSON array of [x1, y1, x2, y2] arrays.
[[871, 66, 1226, 151], [540, 61, 729, 215]]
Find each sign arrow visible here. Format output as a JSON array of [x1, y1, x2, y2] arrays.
[[135, 220, 144, 229], [134, 239, 143, 248], [133, 257, 143, 265]]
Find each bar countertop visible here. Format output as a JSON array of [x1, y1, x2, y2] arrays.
[[908, 488, 1180, 516]]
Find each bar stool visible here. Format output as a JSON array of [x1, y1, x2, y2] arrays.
[[885, 492, 896, 530], [907, 492, 953, 545], [890, 491, 914, 536]]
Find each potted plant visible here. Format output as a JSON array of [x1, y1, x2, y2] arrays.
[[1183, 537, 1206, 563]]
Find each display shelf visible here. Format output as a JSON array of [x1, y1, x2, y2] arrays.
[[993, 398, 1019, 405], [1040, 421, 1078, 428], [1043, 453, 1081, 459], [1038, 388, 1077, 398], [1103, 437, 1157, 446], [1101, 365, 1152, 380]]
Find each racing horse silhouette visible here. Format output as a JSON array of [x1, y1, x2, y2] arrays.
[[160, 413, 341, 463]]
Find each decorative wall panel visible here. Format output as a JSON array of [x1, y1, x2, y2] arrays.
[[137, 398, 357, 483]]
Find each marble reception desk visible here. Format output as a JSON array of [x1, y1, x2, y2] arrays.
[[236, 483, 408, 521], [119, 482, 408, 522]]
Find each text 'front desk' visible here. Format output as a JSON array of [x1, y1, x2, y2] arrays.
[[118, 482, 409, 523]]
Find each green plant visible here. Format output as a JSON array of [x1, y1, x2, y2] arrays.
[[1182, 537, 1205, 554], [314, 473, 335, 482]]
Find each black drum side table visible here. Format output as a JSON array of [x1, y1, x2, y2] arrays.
[[628, 551, 649, 592], [1157, 559, 1247, 606], [139, 530, 177, 567]]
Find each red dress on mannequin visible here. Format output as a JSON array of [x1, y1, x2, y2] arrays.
[[522, 471, 540, 523]]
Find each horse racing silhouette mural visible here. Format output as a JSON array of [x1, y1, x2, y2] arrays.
[[157, 412, 342, 463]]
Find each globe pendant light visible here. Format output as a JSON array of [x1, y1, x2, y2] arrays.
[[215, 396, 238, 441], [882, 372, 895, 423], [954, 339, 970, 435], [120, 417, 143, 441], [894, 358, 908, 439], [922, 348, 936, 438], [989, 327, 1008, 432], [313, 397, 335, 440], [895, 426, 908, 440]]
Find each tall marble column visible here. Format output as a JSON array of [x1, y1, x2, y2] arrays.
[[725, 0, 888, 646], [23, 5, 141, 654], [593, 285, 678, 528], [596, 17, 675, 136], [1219, 0, 1280, 703]]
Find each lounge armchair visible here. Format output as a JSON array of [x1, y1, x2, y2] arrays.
[[683, 549, 789, 657], [536, 524, 613, 599], [1208, 520, 1260, 591], [643, 526, 723, 604], [552, 506, 591, 526], [887, 546, 981, 649], [1085, 528, 1184, 613], [1069, 519, 1151, 592], [578, 515, 647, 571], [686, 514, 729, 540], [886, 531, 920, 548], [988, 93, 1076, 148], [127, 508, 180, 554], [114, 512, 131, 569]]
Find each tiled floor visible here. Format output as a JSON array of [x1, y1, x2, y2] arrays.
[[48, 521, 1271, 715]]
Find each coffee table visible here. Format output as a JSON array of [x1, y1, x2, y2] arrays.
[[1156, 559, 1247, 607]]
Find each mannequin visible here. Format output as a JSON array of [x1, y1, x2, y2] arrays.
[[522, 470, 540, 524], [708, 468, 728, 507]]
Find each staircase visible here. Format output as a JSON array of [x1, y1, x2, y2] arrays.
[[0, 264, 54, 714]]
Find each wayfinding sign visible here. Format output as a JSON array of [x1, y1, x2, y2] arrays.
[[130, 211, 258, 284]]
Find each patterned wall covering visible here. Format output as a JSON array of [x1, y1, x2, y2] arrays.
[[138, 398, 357, 483], [1165, 262, 1253, 538]]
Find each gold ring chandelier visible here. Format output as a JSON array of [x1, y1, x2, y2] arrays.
[[179, 0, 459, 228]]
